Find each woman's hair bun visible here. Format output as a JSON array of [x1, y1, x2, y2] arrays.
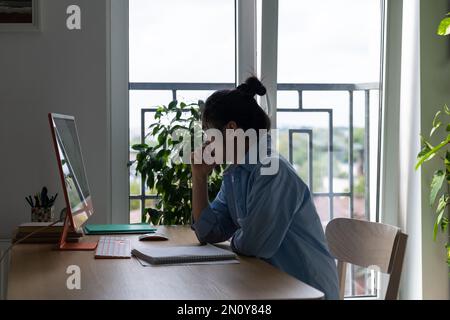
[[237, 76, 267, 97]]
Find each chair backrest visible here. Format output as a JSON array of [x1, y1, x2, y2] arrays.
[[325, 218, 408, 300]]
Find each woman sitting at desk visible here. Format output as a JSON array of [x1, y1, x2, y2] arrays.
[[191, 77, 339, 300]]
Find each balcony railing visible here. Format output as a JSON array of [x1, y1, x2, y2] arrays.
[[129, 82, 379, 219]]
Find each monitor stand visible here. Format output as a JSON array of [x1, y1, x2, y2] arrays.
[[58, 212, 98, 251]]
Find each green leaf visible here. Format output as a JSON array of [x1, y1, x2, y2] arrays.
[[430, 170, 445, 206], [132, 143, 149, 151], [168, 100, 178, 110], [436, 194, 449, 216], [433, 220, 439, 242], [416, 136, 450, 170], [437, 16, 450, 36], [447, 246, 450, 267], [146, 208, 162, 226], [432, 111, 442, 127], [418, 135, 433, 158], [421, 135, 434, 150], [190, 107, 200, 121], [430, 125, 441, 137], [169, 124, 189, 134], [441, 217, 449, 233], [147, 122, 159, 130], [430, 111, 442, 136], [444, 104, 450, 115], [434, 195, 449, 241], [417, 144, 431, 159], [146, 171, 155, 190], [151, 125, 161, 136]]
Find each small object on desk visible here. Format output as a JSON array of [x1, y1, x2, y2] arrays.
[[138, 232, 169, 241], [95, 236, 131, 259], [84, 223, 157, 235], [26, 186, 58, 223]]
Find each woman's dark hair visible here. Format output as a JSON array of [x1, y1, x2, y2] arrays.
[[202, 77, 271, 131]]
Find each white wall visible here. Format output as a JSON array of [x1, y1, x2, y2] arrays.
[[0, 0, 112, 239], [419, 0, 450, 300]]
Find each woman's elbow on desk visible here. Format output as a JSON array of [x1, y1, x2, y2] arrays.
[[193, 227, 231, 245], [230, 233, 276, 259]]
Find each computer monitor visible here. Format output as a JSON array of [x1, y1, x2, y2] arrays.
[[48, 113, 97, 250]]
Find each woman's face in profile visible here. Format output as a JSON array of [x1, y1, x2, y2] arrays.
[[202, 120, 243, 164], [202, 121, 226, 163]]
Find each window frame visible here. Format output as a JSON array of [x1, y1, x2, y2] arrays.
[[109, 0, 130, 224], [116, 0, 392, 299]]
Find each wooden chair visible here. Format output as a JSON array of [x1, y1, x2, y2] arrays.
[[325, 218, 408, 300]]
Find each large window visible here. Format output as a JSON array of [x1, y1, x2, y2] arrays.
[[129, 0, 384, 299], [276, 0, 383, 297], [129, 0, 236, 223]]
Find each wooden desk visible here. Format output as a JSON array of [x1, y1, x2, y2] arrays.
[[7, 226, 324, 300]]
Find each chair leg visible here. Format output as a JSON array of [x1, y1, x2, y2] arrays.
[[337, 261, 347, 300], [385, 233, 408, 300]]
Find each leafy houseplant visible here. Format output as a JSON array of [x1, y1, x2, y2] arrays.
[[415, 13, 450, 269], [131, 100, 224, 226], [416, 106, 450, 269]]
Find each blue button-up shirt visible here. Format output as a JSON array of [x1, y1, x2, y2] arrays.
[[192, 138, 339, 300]]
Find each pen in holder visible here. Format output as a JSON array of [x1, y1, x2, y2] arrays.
[[26, 187, 58, 223]]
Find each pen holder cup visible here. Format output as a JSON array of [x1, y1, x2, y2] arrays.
[[31, 207, 55, 223]]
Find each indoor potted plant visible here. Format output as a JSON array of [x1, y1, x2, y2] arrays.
[[416, 106, 450, 269], [131, 100, 224, 226], [415, 13, 450, 270]]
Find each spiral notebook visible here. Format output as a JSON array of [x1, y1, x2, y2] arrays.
[[131, 244, 237, 265]]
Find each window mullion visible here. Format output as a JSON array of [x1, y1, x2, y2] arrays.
[[236, 0, 257, 85], [260, 0, 278, 128]]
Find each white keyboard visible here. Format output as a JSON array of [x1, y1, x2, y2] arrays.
[[95, 236, 131, 259]]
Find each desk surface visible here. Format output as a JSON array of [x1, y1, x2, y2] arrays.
[[7, 226, 324, 300]]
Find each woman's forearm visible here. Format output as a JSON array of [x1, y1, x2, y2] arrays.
[[192, 174, 209, 222]]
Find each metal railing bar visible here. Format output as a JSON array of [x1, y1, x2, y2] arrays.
[[277, 83, 379, 91], [349, 90, 355, 297], [172, 90, 177, 102], [140, 108, 146, 218], [129, 83, 235, 91], [298, 90, 303, 109], [313, 192, 351, 197], [288, 129, 313, 191], [129, 82, 379, 92], [329, 108, 334, 220], [364, 90, 371, 221], [349, 91, 354, 219]]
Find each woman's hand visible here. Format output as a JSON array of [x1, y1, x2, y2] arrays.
[[191, 143, 216, 179], [191, 143, 215, 222]]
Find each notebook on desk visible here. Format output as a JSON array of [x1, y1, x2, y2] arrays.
[[131, 244, 238, 265], [84, 224, 156, 235]]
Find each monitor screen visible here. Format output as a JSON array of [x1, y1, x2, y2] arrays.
[[49, 114, 94, 230]]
